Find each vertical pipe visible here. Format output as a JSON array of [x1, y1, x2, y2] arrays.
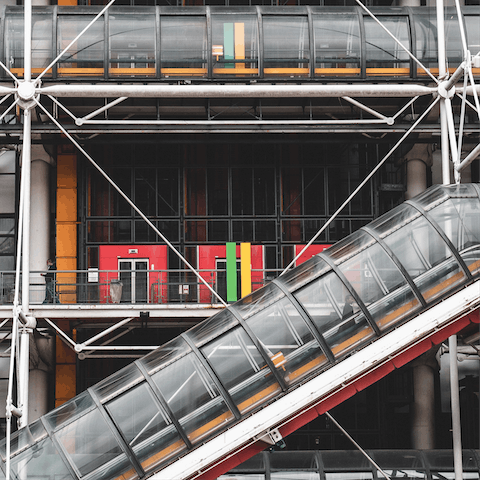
[[436, 0, 451, 185], [449, 335, 463, 480], [437, 0, 463, 471], [18, 328, 30, 429], [21, 110, 31, 314], [24, 0, 32, 83]]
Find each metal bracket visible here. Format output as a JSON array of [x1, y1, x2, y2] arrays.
[[256, 428, 283, 445]]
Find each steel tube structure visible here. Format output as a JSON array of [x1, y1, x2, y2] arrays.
[[38, 84, 436, 98]]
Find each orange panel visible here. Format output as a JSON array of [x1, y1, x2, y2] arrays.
[[56, 154, 77, 305], [57, 190, 77, 222]]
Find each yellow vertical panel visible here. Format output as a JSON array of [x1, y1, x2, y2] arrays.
[[234, 23, 245, 70], [56, 153, 77, 304], [55, 321, 76, 406], [241, 242, 252, 298], [57, 189, 77, 222]]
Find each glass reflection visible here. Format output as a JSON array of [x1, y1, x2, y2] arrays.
[[105, 381, 186, 472], [246, 296, 327, 385], [9, 433, 74, 480], [202, 326, 281, 414], [424, 196, 480, 277], [365, 16, 410, 75], [109, 13, 155, 76], [263, 16, 309, 76], [57, 15, 104, 76], [314, 13, 361, 77], [335, 235, 420, 331], [54, 407, 135, 480], [151, 351, 234, 444], [294, 271, 374, 357], [161, 16, 207, 77]]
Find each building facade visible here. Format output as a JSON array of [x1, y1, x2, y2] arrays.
[[0, 0, 479, 476]]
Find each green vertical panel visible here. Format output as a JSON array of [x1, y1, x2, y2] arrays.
[[226, 242, 237, 302], [224, 23, 234, 69]]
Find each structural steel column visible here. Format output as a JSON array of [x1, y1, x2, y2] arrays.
[[411, 356, 437, 448], [30, 147, 54, 304]]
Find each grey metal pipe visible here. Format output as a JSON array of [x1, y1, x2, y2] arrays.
[[38, 83, 436, 99], [449, 335, 464, 480]]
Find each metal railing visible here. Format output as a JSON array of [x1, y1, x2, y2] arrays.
[[0, 269, 278, 306]]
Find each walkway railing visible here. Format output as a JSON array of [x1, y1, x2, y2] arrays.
[[0, 269, 277, 306]]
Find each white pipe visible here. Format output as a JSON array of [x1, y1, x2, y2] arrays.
[[24, 0, 32, 83], [18, 328, 30, 428], [38, 84, 436, 99], [455, 142, 480, 172], [342, 97, 388, 121], [21, 110, 31, 314], [79, 118, 391, 126], [440, 101, 451, 185]]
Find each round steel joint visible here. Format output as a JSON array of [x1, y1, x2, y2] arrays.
[[24, 316, 37, 329], [16, 81, 38, 110], [438, 82, 455, 99]]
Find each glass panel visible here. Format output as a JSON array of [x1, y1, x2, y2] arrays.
[[263, 16, 309, 77], [0, 420, 47, 460], [201, 326, 281, 414], [294, 271, 374, 358], [321, 450, 373, 470], [334, 234, 420, 331], [151, 351, 234, 444], [54, 407, 135, 480], [32, 14, 53, 74], [271, 473, 319, 480], [313, 13, 361, 77], [364, 16, 410, 74], [373, 450, 426, 479], [246, 296, 327, 385], [44, 391, 95, 431], [10, 433, 74, 480], [135, 260, 148, 303], [466, 15, 480, 55], [424, 450, 480, 480], [371, 204, 466, 303], [413, 10, 462, 73], [235, 282, 284, 320], [5, 14, 24, 71], [325, 230, 375, 266], [161, 16, 207, 77], [109, 12, 156, 76], [426, 197, 480, 275], [57, 15, 104, 74], [187, 309, 239, 348], [270, 451, 319, 470], [282, 253, 331, 292], [140, 336, 191, 375], [93, 363, 144, 403], [105, 381, 185, 472], [211, 14, 258, 76]]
